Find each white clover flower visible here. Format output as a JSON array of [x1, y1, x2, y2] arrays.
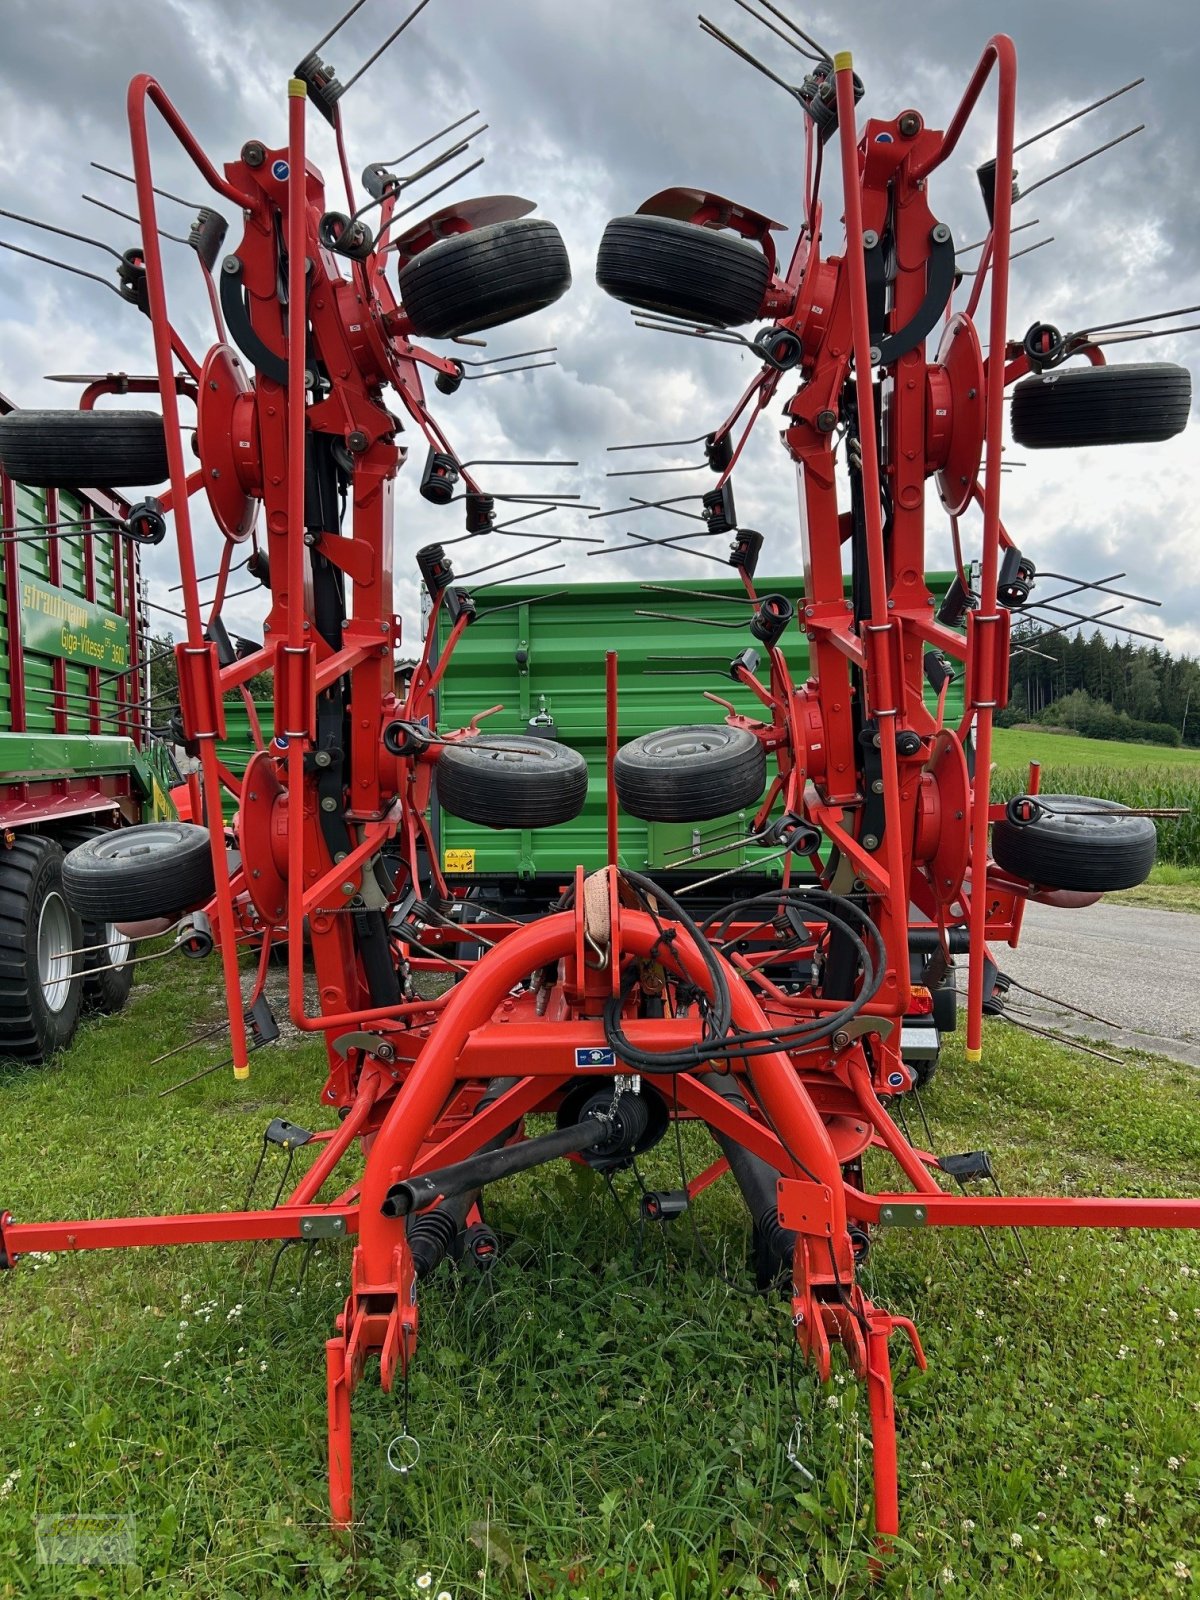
[[1167, 1309, 1179, 1323], [961, 1518, 975, 1532], [940, 1566, 954, 1584], [1174, 1560, 1192, 1580], [1116, 1346, 1129, 1360], [1168, 1456, 1181, 1471], [1124, 1491, 1136, 1506], [1010, 1531, 1022, 1549], [1094, 1514, 1108, 1529], [1057, 1464, 1068, 1478]]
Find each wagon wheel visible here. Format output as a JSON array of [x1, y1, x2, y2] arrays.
[[613, 724, 766, 822], [0, 836, 84, 1062], [63, 822, 216, 923], [435, 735, 588, 829]]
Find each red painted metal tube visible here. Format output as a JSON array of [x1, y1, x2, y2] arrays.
[[845, 1190, 1200, 1230], [127, 75, 249, 1076], [288, 1067, 386, 1207], [355, 907, 848, 1285], [964, 37, 1018, 1061], [1, 1204, 358, 1257], [832, 55, 909, 1009], [606, 650, 619, 866]]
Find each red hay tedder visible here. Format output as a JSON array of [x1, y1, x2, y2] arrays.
[[0, 0, 1195, 1552]]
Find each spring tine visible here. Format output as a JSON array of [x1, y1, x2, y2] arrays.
[[305, 0, 371, 58], [586, 529, 721, 558], [473, 561, 566, 593], [379, 157, 485, 238], [399, 128, 488, 188], [1013, 76, 1143, 154], [640, 583, 757, 604], [473, 588, 568, 618], [0, 238, 124, 298], [1089, 322, 1200, 347], [957, 216, 1041, 254], [750, 0, 831, 60], [698, 15, 800, 104], [150, 1020, 230, 1065], [439, 506, 555, 547], [82, 194, 188, 244], [633, 317, 747, 347], [459, 458, 578, 469], [1018, 126, 1144, 201], [90, 161, 204, 211], [960, 236, 1054, 274], [630, 494, 709, 523], [0, 205, 123, 259], [170, 557, 248, 594], [158, 1053, 237, 1097], [1068, 301, 1200, 337], [342, 0, 437, 90], [462, 361, 556, 380], [456, 348, 557, 368], [456, 538, 560, 582], [634, 609, 745, 629], [607, 433, 711, 453], [588, 493, 702, 523], [382, 109, 481, 167], [1026, 604, 1163, 642], [731, 0, 824, 61], [607, 461, 707, 478], [675, 843, 793, 896]]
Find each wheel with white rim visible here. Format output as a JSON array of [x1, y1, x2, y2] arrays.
[[56, 826, 137, 1014], [0, 835, 84, 1062]]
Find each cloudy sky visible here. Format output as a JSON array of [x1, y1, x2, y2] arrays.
[[0, 0, 1196, 661]]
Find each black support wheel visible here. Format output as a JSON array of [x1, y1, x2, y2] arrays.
[[0, 409, 170, 488], [62, 822, 216, 924], [1010, 362, 1191, 449], [991, 793, 1157, 891], [596, 215, 771, 327], [55, 825, 137, 1014], [613, 724, 766, 822], [398, 218, 572, 339], [0, 835, 84, 1063], [435, 736, 589, 830]]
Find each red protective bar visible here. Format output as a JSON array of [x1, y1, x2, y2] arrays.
[[286, 76, 311, 1036], [963, 37, 1018, 1062], [127, 74, 250, 1076], [844, 1190, 1200, 1230], [606, 650, 619, 866], [1, 1204, 358, 1257], [833, 54, 909, 1008]]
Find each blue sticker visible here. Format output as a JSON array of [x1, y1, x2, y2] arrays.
[[875, 132, 895, 143], [575, 1046, 616, 1069], [272, 159, 290, 180], [887, 1070, 905, 1087]]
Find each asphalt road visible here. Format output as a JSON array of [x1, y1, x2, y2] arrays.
[[979, 899, 1200, 1068]]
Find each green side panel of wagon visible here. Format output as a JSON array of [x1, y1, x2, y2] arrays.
[[434, 573, 961, 883]]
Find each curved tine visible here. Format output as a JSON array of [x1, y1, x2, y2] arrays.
[[381, 109, 481, 168], [752, 0, 831, 60], [341, 0, 437, 92], [460, 458, 578, 469], [376, 156, 486, 246], [698, 16, 800, 103], [607, 433, 710, 453], [0, 207, 121, 259], [473, 561, 565, 593], [0, 239, 123, 297], [1017, 126, 1144, 201], [957, 216, 1040, 254], [462, 361, 555, 380], [732, 0, 824, 62], [305, 0, 370, 57], [588, 493, 702, 522], [1013, 77, 1143, 155], [82, 193, 188, 244], [607, 461, 707, 477], [89, 162, 204, 211], [1070, 302, 1200, 337], [456, 348, 557, 368]]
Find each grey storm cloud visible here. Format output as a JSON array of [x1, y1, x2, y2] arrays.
[[0, 0, 1196, 654]]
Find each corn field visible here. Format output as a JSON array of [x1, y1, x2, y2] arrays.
[[991, 762, 1200, 866]]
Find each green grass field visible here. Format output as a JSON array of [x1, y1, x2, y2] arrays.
[[1, 953, 1199, 1599], [990, 727, 1200, 771], [989, 726, 1200, 873]]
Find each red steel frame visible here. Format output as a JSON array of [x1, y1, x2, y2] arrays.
[[2, 28, 1198, 1559]]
